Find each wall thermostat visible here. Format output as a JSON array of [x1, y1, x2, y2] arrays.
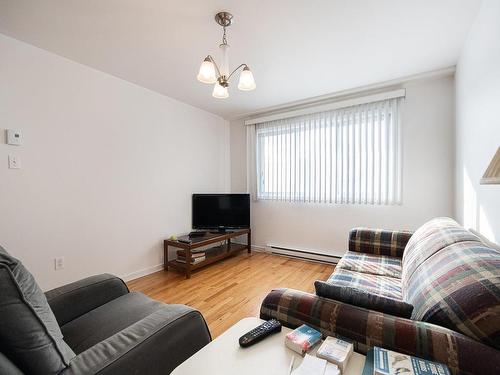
[[6, 129, 23, 146]]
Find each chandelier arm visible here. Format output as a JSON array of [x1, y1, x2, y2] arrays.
[[227, 64, 248, 82], [207, 55, 222, 78]]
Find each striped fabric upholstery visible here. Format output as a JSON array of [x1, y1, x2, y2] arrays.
[[405, 241, 500, 350], [349, 228, 413, 258], [260, 288, 500, 375], [327, 268, 402, 300], [402, 217, 481, 290], [315, 281, 413, 318], [402, 217, 460, 262], [337, 251, 402, 278]]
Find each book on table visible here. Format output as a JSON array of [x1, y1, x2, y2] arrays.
[[176, 250, 206, 258], [285, 324, 322, 355], [176, 256, 206, 264], [371, 347, 451, 375], [316, 336, 353, 374]]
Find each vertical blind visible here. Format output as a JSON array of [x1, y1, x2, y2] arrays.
[[247, 97, 403, 205]]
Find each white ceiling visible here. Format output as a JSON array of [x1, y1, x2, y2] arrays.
[[0, 0, 481, 119]]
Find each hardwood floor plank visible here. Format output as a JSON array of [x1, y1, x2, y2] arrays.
[[127, 251, 334, 338]]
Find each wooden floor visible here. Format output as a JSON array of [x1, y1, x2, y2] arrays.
[[128, 251, 333, 338]]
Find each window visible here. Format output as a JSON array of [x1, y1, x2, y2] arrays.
[[248, 97, 403, 205]]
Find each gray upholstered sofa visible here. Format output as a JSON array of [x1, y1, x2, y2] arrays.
[[0, 245, 211, 375]]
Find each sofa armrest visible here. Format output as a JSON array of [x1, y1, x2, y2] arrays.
[[45, 274, 129, 326], [260, 288, 500, 375], [349, 228, 413, 257], [61, 305, 211, 375]]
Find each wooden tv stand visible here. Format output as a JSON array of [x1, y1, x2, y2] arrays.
[[164, 228, 251, 279]]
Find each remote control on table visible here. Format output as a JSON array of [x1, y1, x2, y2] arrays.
[[239, 319, 282, 347]]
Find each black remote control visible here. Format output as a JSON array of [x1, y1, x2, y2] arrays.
[[239, 319, 282, 347]]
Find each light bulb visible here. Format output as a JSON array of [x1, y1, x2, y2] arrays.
[[197, 57, 217, 84], [238, 66, 256, 91], [212, 82, 229, 99]]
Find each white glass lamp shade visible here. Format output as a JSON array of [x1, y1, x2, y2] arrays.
[[212, 82, 229, 99], [197, 57, 217, 84], [238, 66, 256, 91]]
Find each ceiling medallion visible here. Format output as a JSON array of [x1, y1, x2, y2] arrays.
[[197, 12, 256, 99]]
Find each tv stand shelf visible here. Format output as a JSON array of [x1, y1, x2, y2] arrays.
[[164, 228, 251, 279]]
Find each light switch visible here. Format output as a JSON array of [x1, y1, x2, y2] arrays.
[[7, 129, 22, 146], [54, 257, 65, 270], [8, 155, 21, 169]]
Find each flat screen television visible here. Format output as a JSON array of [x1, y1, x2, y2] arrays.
[[192, 193, 250, 231]]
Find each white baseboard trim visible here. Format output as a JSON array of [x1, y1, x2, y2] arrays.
[[268, 244, 340, 265], [235, 241, 339, 264], [121, 263, 164, 282]]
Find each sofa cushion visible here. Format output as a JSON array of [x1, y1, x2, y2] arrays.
[[315, 280, 413, 318], [337, 251, 402, 278], [64, 305, 211, 375], [405, 241, 500, 349], [326, 268, 403, 300], [349, 228, 413, 258], [402, 217, 481, 291], [402, 217, 460, 265], [61, 291, 165, 354], [0, 245, 75, 375], [0, 352, 23, 375]]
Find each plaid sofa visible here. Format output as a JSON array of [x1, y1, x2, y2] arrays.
[[260, 217, 500, 375]]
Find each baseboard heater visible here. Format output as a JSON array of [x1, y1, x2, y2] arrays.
[[268, 245, 341, 264]]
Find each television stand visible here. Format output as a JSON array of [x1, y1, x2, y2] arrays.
[[164, 228, 251, 279]]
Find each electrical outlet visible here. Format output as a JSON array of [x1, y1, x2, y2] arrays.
[[54, 257, 65, 271]]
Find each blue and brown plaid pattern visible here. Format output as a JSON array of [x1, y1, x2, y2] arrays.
[[327, 268, 402, 300], [260, 288, 500, 375], [405, 241, 500, 350], [337, 251, 403, 278], [401, 220, 482, 291], [349, 228, 413, 258], [402, 217, 464, 264], [315, 280, 413, 318]]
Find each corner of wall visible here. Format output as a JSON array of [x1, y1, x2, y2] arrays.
[[454, 0, 500, 243]]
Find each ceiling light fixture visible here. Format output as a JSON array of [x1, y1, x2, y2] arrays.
[[197, 12, 256, 99]]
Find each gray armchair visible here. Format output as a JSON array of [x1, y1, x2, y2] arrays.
[[0, 246, 211, 375]]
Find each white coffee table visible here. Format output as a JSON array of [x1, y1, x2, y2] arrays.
[[172, 317, 366, 375]]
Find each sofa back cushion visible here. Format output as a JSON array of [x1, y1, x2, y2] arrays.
[[401, 217, 480, 291], [404, 240, 500, 349], [0, 246, 75, 374]]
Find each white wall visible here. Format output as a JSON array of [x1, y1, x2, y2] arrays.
[[230, 75, 455, 256], [455, 0, 500, 244], [0, 34, 230, 290]]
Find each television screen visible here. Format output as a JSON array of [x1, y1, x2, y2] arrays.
[[192, 194, 250, 230]]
